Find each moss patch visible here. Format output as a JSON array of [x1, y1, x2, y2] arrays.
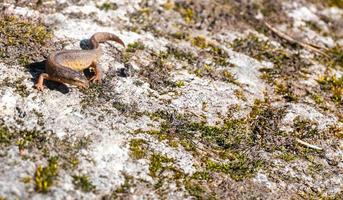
[[317, 75, 342, 104], [205, 155, 264, 181], [72, 175, 96, 192], [0, 126, 12, 146], [114, 174, 135, 194], [138, 51, 174, 91], [97, 2, 118, 11], [138, 102, 272, 181], [174, 2, 197, 24], [126, 41, 145, 53], [129, 138, 148, 160], [149, 153, 174, 177], [35, 156, 59, 193], [0, 15, 54, 66], [0, 125, 47, 153], [326, 45, 343, 69], [324, 0, 343, 8], [232, 33, 310, 101], [0, 124, 91, 193]]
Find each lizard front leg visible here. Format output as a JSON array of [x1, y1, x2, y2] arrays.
[[35, 73, 50, 91], [89, 62, 102, 83]]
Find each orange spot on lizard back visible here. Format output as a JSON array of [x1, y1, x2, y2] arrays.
[[62, 61, 89, 71]]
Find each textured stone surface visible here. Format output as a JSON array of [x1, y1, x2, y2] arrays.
[[0, 0, 342, 199]]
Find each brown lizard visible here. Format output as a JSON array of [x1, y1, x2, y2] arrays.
[[35, 32, 125, 91]]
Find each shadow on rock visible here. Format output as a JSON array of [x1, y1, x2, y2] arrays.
[[27, 60, 70, 94]]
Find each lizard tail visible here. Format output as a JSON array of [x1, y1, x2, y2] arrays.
[[90, 32, 125, 49]]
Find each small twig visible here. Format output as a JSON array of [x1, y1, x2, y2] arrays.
[[263, 21, 330, 58], [295, 139, 323, 151]]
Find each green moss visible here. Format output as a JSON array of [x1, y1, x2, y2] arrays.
[[174, 80, 185, 87], [192, 36, 208, 49], [321, 45, 343, 69], [127, 7, 165, 36], [15, 130, 46, 152], [14, 78, 30, 97], [194, 64, 239, 85], [72, 175, 96, 192], [138, 50, 175, 91], [126, 41, 145, 53], [174, 3, 195, 24], [205, 154, 264, 181], [180, 139, 197, 152], [234, 89, 247, 100], [317, 75, 342, 104], [274, 81, 298, 101], [143, 129, 168, 141], [326, 0, 343, 8], [21, 176, 32, 184], [232, 34, 308, 76], [255, 0, 286, 24], [163, 1, 175, 10], [142, 105, 257, 154], [232, 34, 309, 101], [305, 21, 323, 35], [0, 15, 53, 66], [191, 171, 211, 181], [184, 180, 206, 198], [134, 95, 337, 196], [69, 156, 79, 169], [1, 129, 47, 155], [208, 43, 231, 66], [277, 152, 297, 162], [190, 36, 230, 66], [167, 46, 196, 64], [222, 70, 239, 84], [80, 84, 104, 109], [149, 153, 174, 177], [292, 116, 319, 139], [170, 31, 189, 40], [35, 156, 59, 193], [112, 101, 130, 113], [311, 93, 324, 105], [115, 174, 134, 194], [328, 125, 343, 139], [133, 42, 231, 92], [139, 103, 278, 181], [129, 138, 147, 160], [97, 2, 118, 11], [0, 126, 12, 145]]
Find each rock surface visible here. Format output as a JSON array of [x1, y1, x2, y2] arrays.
[[0, 0, 342, 199]]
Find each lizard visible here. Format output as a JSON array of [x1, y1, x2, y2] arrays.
[[35, 32, 125, 91]]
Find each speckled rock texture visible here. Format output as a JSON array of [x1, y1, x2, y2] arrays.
[[0, 0, 342, 199]]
